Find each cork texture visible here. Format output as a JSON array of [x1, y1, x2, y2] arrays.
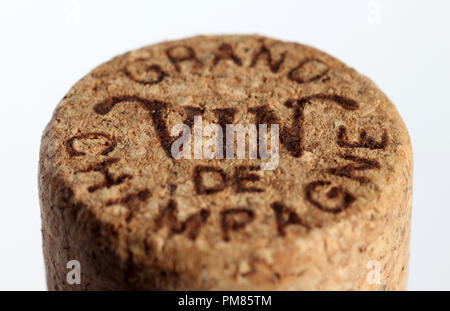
[[39, 35, 413, 290]]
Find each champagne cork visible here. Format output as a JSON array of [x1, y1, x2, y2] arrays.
[[39, 35, 413, 290]]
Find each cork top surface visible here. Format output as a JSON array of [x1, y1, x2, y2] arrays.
[[40, 35, 412, 287]]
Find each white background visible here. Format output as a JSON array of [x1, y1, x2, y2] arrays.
[[1, 0, 449, 290]]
